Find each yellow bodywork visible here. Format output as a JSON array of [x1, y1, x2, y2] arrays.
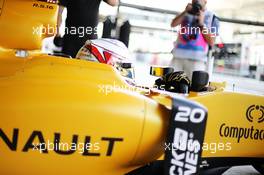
[[192, 92, 264, 158], [0, 51, 170, 174], [1, 50, 263, 175], [0, 0, 57, 50], [150, 88, 264, 159], [0, 0, 263, 174]]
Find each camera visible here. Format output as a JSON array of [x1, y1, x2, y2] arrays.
[[188, 0, 203, 15]]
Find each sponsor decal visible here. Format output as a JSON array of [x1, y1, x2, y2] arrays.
[[219, 124, 263, 143], [219, 105, 264, 143], [164, 98, 207, 175], [0, 128, 123, 157], [246, 105, 264, 123], [33, 2, 54, 10]]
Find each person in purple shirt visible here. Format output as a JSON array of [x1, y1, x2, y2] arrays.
[[171, 0, 220, 78]]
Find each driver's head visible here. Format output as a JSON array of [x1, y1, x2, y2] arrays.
[[192, 0, 207, 10], [76, 39, 130, 65], [76, 39, 134, 82]]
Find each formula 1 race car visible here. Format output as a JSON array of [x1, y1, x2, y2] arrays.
[[0, 0, 263, 175]]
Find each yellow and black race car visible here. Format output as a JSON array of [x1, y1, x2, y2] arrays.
[[0, 0, 263, 175]]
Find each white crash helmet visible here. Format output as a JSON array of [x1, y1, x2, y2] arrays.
[[76, 39, 135, 82], [76, 38, 130, 65]]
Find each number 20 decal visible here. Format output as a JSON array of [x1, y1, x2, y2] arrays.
[[175, 106, 206, 123]]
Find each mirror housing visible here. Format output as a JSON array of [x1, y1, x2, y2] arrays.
[[150, 66, 174, 77]]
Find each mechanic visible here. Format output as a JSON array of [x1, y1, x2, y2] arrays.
[[56, 0, 118, 58], [170, 0, 220, 78]]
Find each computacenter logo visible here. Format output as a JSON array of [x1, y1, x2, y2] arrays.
[[246, 105, 264, 123], [219, 105, 264, 143]]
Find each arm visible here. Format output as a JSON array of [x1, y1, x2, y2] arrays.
[[104, 0, 119, 6], [198, 11, 216, 47], [171, 11, 187, 27], [171, 3, 192, 27]]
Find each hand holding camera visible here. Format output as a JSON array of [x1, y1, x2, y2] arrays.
[[187, 0, 205, 27], [188, 0, 203, 16], [197, 10, 205, 27], [184, 3, 193, 13], [170, 0, 205, 28]]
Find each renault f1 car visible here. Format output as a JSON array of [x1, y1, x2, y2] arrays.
[[0, 0, 263, 175]]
